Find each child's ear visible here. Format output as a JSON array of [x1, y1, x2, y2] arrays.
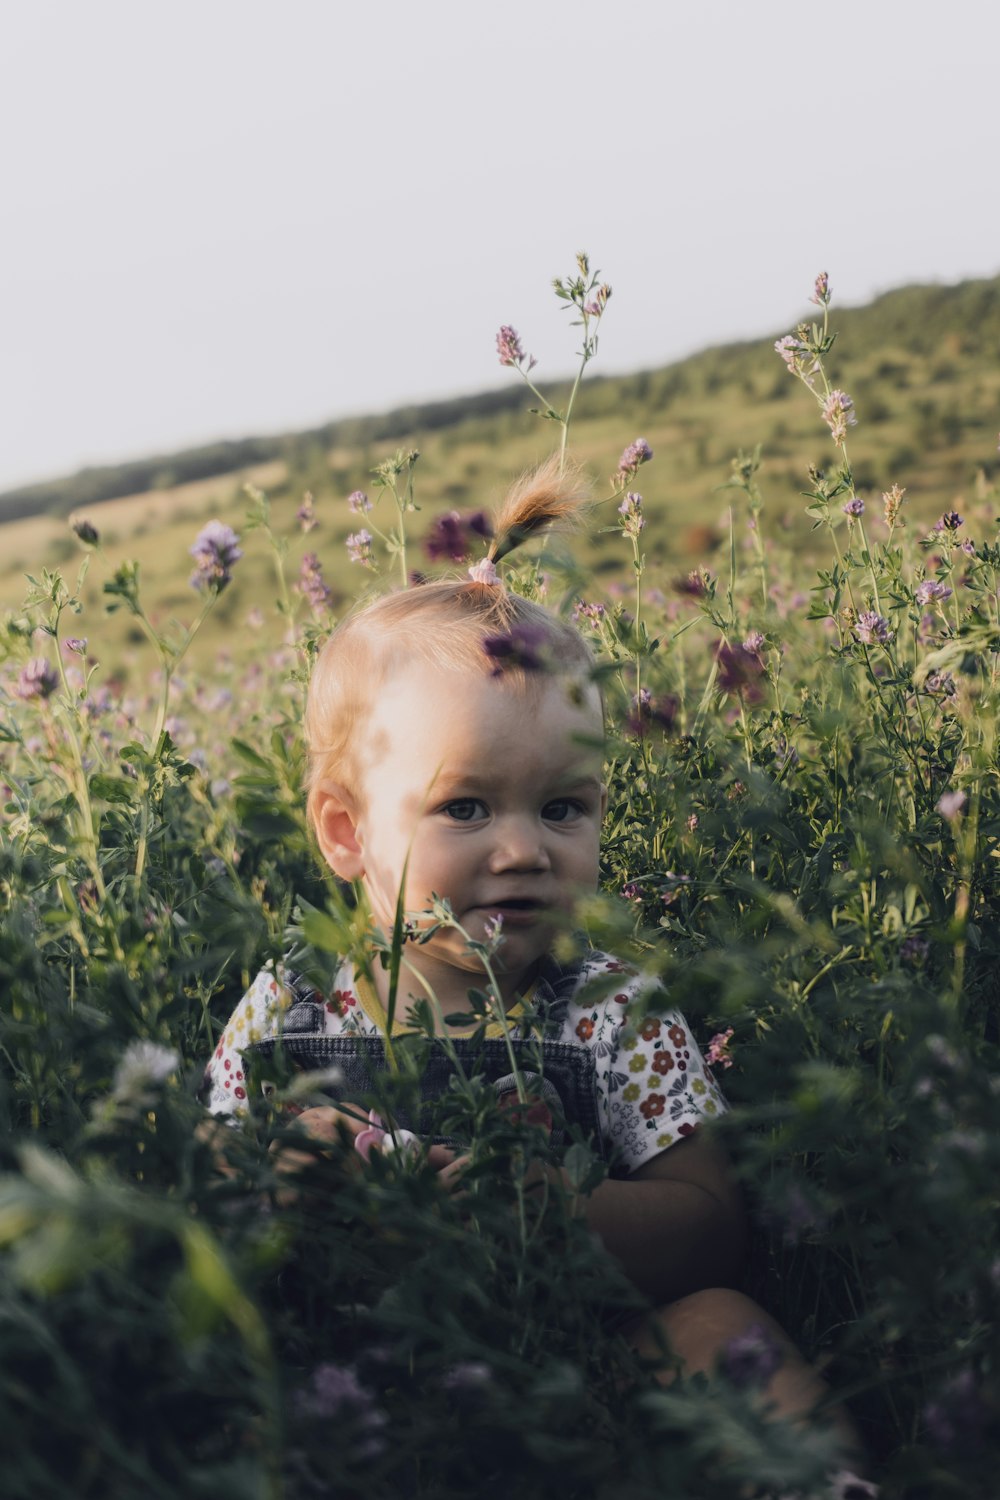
[[313, 781, 365, 881]]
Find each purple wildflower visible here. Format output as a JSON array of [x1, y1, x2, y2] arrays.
[[296, 492, 317, 532], [63, 637, 88, 656], [621, 882, 644, 902], [773, 333, 820, 386], [742, 630, 766, 656], [935, 510, 963, 531], [189, 521, 243, 593], [924, 671, 956, 697], [71, 516, 100, 546], [346, 529, 374, 567], [821, 389, 857, 445], [294, 1363, 388, 1457], [899, 935, 929, 966], [496, 325, 535, 370], [13, 658, 59, 700], [810, 271, 830, 307], [716, 642, 766, 704], [573, 601, 607, 624], [626, 688, 679, 738], [923, 1367, 989, 1453], [482, 623, 549, 676], [842, 497, 865, 518], [915, 579, 953, 606], [617, 437, 653, 482], [660, 872, 692, 907], [720, 1324, 784, 1388], [936, 788, 967, 821], [296, 553, 333, 611], [705, 1027, 734, 1070], [854, 611, 892, 645], [347, 490, 372, 514], [618, 491, 645, 537], [424, 509, 493, 563], [960, 536, 976, 556], [674, 569, 710, 599]]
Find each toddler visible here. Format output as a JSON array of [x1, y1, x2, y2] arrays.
[[203, 462, 870, 1484]]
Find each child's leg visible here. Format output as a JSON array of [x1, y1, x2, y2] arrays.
[[627, 1288, 867, 1471]]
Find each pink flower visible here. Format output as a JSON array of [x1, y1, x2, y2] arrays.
[[346, 529, 374, 567], [716, 641, 766, 703], [618, 490, 645, 537], [347, 490, 372, 514], [496, 325, 535, 370], [706, 1027, 735, 1070], [810, 271, 830, 307], [13, 658, 58, 700], [936, 789, 967, 821]]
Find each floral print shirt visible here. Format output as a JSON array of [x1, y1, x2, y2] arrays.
[[202, 949, 728, 1174]]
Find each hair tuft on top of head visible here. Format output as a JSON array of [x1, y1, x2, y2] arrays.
[[488, 455, 591, 564]]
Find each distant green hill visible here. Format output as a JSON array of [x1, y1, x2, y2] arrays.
[[3, 273, 998, 526]]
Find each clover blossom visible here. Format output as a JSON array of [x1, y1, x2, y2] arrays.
[[63, 637, 88, 656], [674, 570, 710, 599], [810, 270, 830, 307], [189, 520, 243, 593], [347, 490, 372, 514], [742, 630, 766, 656], [621, 882, 644, 902], [842, 497, 865, 518], [900, 935, 930, 966], [821, 389, 857, 445], [296, 492, 317, 532], [720, 1323, 783, 1388], [617, 491, 645, 538], [706, 1027, 734, 1070], [934, 510, 963, 532], [296, 552, 333, 611], [71, 516, 100, 546], [915, 579, 953, 606], [346, 529, 374, 567], [936, 789, 967, 821], [716, 641, 766, 704], [424, 509, 493, 563], [482, 623, 548, 676], [572, 601, 606, 624], [626, 688, 678, 738], [496, 324, 535, 370], [773, 332, 820, 387], [854, 611, 892, 646], [113, 1040, 180, 1099], [616, 437, 653, 485], [13, 658, 59, 700]]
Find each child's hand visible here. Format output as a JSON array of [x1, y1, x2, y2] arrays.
[[270, 1104, 368, 1199]]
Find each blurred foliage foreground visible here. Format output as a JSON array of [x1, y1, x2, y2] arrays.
[[1, 267, 999, 1498]]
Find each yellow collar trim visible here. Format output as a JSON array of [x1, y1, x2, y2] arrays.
[[353, 969, 529, 1039]]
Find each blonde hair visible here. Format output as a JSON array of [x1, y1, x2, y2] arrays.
[[305, 458, 598, 826]]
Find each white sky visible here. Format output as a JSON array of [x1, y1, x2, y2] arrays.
[[3, 0, 998, 492]]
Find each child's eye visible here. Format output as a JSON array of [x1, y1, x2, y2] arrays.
[[542, 798, 584, 823], [442, 798, 488, 822]]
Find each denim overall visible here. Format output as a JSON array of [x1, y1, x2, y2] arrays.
[[246, 961, 608, 1163]]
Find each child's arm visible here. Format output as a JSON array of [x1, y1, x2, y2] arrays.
[[580, 1129, 745, 1304]]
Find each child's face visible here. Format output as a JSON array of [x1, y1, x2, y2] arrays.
[[346, 659, 606, 998]]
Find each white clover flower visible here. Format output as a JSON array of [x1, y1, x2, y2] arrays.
[[113, 1040, 180, 1098]]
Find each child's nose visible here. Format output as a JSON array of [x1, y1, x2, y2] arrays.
[[488, 817, 552, 872]]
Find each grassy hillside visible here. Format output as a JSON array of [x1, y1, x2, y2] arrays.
[[3, 273, 998, 674]]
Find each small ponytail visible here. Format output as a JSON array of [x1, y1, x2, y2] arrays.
[[486, 456, 591, 565]]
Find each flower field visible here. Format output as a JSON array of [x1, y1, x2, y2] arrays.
[[1, 262, 998, 1498]]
